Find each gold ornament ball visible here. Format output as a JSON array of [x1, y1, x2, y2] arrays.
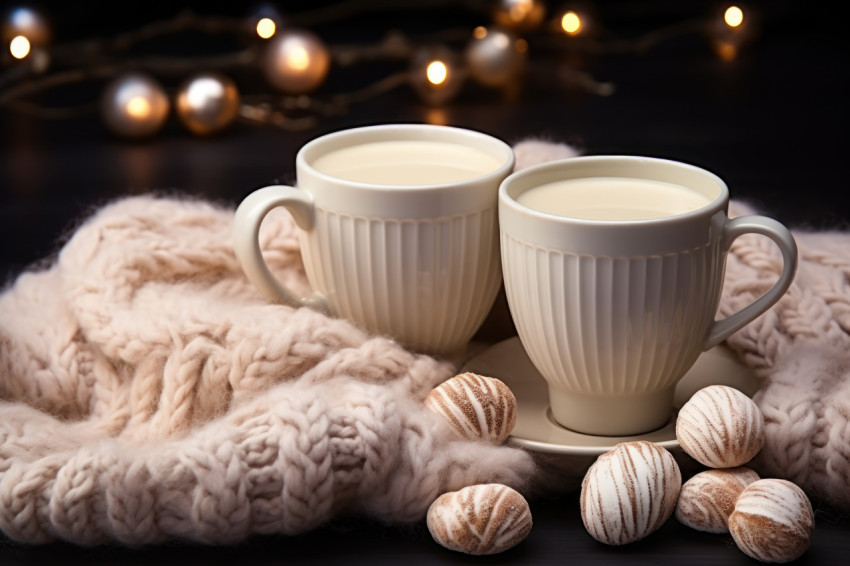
[[176, 72, 240, 136], [100, 73, 170, 139], [263, 28, 330, 94], [493, 0, 545, 32], [465, 28, 527, 88]]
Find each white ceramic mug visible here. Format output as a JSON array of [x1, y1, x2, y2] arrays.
[[499, 155, 797, 436], [233, 124, 515, 355]]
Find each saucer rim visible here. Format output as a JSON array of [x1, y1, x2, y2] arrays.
[[461, 336, 743, 457], [506, 435, 680, 456]]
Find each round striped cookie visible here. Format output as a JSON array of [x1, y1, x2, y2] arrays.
[[425, 372, 517, 443]]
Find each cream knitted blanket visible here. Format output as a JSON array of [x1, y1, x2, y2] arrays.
[[0, 196, 535, 545], [719, 202, 850, 510], [0, 140, 848, 546]]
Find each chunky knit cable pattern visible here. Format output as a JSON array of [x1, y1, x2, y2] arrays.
[[720, 201, 850, 509], [0, 196, 534, 545]]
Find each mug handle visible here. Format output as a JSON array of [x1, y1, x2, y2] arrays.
[[232, 185, 329, 313], [704, 215, 798, 350]]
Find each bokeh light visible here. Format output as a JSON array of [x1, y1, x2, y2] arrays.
[[9, 35, 30, 59], [426, 60, 448, 85], [561, 11, 582, 35], [256, 17, 276, 39], [724, 6, 744, 28]]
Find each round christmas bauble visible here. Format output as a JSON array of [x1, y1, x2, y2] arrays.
[[176, 72, 240, 136], [2, 6, 49, 46], [465, 28, 527, 88], [263, 28, 330, 94], [100, 73, 170, 138]]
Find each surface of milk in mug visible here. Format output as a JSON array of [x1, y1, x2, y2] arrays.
[[311, 140, 503, 185], [516, 176, 713, 221]]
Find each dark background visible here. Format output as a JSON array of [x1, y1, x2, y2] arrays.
[[1, 0, 848, 563]]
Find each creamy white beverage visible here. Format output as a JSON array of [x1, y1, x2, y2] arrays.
[[311, 140, 503, 185], [516, 176, 713, 221]]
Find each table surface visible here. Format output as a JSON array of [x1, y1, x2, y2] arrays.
[[1, 1, 848, 563]]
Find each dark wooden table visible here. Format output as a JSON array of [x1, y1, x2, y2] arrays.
[[1, 1, 848, 563]]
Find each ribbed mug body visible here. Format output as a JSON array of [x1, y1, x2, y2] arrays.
[[293, 124, 515, 355], [301, 206, 501, 354], [501, 234, 725, 434], [499, 155, 733, 435], [233, 125, 515, 357]]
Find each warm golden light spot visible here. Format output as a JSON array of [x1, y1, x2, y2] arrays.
[[716, 41, 738, 61], [515, 38, 528, 53], [473, 26, 488, 39], [509, 0, 532, 21], [256, 17, 276, 39], [9, 35, 30, 59], [425, 107, 448, 126], [724, 6, 744, 28], [426, 60, 448, 85], [126, 96, 151, 119], [288, 45, 310, 71], [561, 11, 582, 35]]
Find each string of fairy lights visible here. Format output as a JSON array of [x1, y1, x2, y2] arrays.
[[0, 0, 758, 139]]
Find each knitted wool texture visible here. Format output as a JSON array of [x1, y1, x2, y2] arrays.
[[0, 141, 576, 545], [720, 201, 850, 509], [0, 197, 538, 546], [2, 139, 848, 545]]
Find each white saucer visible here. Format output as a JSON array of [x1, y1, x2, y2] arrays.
[[462, 337, 758, 457]]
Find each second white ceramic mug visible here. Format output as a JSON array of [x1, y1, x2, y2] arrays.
[[233, 124, 515, 355], [499, 156, 797, 436]]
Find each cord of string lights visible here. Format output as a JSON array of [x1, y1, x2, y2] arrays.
[[0, 1, 757, 137]]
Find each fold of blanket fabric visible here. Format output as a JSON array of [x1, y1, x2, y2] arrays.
[[0, 196, 534, 545]]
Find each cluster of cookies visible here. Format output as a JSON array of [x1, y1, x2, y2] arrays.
[[582, 385, 814, 563], [674, 386, 815, 562], [423, 372, 533, 555], [422, 374, 815, 563]]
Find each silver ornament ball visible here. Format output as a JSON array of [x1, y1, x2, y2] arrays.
[[2, 6, 50, 45], [263, 28, 330, 94], [100, 73, 170, 139], [466, 28, 527, 88], [176, 72, 240, 136]]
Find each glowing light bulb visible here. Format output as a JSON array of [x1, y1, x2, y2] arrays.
[[724, 6, 744, 28], [473, 26, 488, 40], [9, 35, 30, 59], [126, 96, 152, 119], [426, 60, 448, 85], [561, 11, 582, 35], [256, 17, 276, 39]]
